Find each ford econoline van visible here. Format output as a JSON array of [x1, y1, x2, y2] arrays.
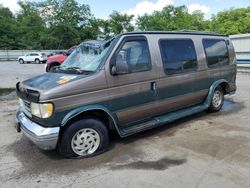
[[16, 31, 237, 158]]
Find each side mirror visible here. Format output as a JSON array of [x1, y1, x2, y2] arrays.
[[111, 51, 129, 75]]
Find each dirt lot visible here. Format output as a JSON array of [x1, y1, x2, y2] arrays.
[[0, 62, 250, 187]]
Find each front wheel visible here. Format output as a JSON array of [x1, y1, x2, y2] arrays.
[[35, 59, 40, 64], [47, 62, 60, 72], [19, 59, 24, 64], [45, 64, 50, 72], [208, 86, 224, 112], [50, 65, 59, 71], [57, 118, 109, 158]]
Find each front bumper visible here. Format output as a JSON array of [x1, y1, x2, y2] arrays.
[[16, 111, 60, 150]]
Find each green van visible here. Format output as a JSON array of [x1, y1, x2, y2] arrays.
[[16, 31, 237, 158]]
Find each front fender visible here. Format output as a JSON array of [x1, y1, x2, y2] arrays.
[[61, 105, 122, 136]]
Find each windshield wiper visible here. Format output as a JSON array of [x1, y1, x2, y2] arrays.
[[50, 66, 94, 74], [63, 67, 94, 74], [65, 67, 83, 74]]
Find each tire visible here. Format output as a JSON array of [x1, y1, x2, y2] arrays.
[[45, 64, 50, 72], [48, 62, 60, 72], [50, 65, 59, 71], [208, 86, 224, 112], [19, 59, 24, 64], [35, 59, 40, 64], [57, 118, 109, 158]]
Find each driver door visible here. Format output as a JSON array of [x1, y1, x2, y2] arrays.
[[24, 54, 31, 61], [105, 36, 157, 127]]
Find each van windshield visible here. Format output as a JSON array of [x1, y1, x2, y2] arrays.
[[58, 39, 114, 74]]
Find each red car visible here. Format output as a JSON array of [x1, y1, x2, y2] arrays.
[[45, 45, 78, 72]]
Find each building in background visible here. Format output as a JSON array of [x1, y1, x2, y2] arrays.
[[230, 33, 250, 64]]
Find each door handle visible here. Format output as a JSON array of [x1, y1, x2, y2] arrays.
[[151, 81, 157, 94]]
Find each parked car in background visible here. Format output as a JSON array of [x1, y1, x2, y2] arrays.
[[47, 51, 65, 57], [18, 52, 47, 64], [45, 46, 78, 72]]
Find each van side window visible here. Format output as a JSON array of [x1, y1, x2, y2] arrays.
[[115, 39, 151, 73], [159, 39, 197, 75], [203, 39, 229, 68]]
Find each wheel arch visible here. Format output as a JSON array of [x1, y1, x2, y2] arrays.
[[60, 105, 121, 137], [46, 61, 61, 72], [204, 79, 229, 108], [50, 61, 61, 66]]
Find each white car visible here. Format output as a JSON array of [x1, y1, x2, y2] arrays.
[[18, 52, 48, 64]]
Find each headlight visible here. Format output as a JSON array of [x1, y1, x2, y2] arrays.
[[31, 102, 53, 118]]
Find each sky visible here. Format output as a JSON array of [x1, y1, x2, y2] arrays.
[[0, 0, 250, 19]]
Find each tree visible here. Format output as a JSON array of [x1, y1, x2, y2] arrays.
[[38, 0, 93, 49], [97, 19, 112, 40], [0, 7, 22, 49], [136, 5, 208, 31], [108, 11, 134, 35], [79, 18, 103, 41], [1, 1, 250, 50], [209, 7, 250, 35], [16, 1, 46, 49]]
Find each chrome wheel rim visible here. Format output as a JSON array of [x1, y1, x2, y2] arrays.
[[35, 59, 40, 64], [212, 90, 222, 108], [71, 128, 100, 156]]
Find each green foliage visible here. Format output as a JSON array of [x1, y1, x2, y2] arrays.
[[209, 7, 250, 35], [137, 5, 208, 31], [0, 7, 22, 49], [16, 1, 46, 49], [108, 11, 134, 35], [96, 11, 134, 40], [38, 0, 93, 49], [0, 1, 250, 50]]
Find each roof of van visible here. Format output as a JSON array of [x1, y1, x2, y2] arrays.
[[80, 40, 105, 48], [122, 30, 227, 37]]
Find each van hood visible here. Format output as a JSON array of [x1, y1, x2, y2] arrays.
[[22, 73, 83, 90], [17, 69, 106, 102]]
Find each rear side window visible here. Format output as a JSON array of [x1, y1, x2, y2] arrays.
[[203, 39, 229, 68], [159, 39, 197, 75], [30, 53, 39, 56]]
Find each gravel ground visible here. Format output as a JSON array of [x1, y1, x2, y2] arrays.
[[0, 62, 250, 187]]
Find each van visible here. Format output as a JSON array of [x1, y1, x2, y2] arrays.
[[16, 31, 237, 158]]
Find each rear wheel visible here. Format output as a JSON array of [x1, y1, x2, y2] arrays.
[[208, 86, 224, 112], [57, 118, 109, 158]]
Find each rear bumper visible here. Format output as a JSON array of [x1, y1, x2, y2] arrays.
[[229, 82, 237, 95], [16, 111, 60, 150]]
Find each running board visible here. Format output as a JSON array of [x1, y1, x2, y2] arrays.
[[120, 104, 207, 137]]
